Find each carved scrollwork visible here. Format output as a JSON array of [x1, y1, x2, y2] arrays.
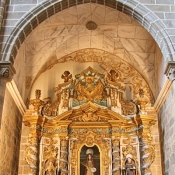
[[75, 75, 105, 102], [42, 97, 59, 117], [80, 111, 99, 122], [41, 138, 59, 175], [25, 134, 40, 175], [119, 93, 137, 116]]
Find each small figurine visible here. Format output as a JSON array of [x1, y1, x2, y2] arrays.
[[30, 89, 45, 114], [61, 71, 72, 83]]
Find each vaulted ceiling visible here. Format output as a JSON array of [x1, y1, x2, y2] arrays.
[[13, 3, 163, 102]]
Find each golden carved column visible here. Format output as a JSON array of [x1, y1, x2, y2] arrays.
[[25, 132, 40, 174], [111, 137, 120, 175], [59, 137, 69, 175], [69, 138, 77, 175], [139, 115, 156, 175], [24, 114, 43, 175], [24, 89, 45, 174]]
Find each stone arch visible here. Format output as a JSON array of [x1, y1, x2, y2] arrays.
[[1, 0, 174, 63]]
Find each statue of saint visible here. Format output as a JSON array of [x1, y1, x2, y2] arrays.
[[123, 154, 136, 175], [81, 149, 97, 175], [43, 157, 58, 175]]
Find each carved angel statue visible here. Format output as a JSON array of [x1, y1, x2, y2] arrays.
[[43, 157, 58, 175], [61, 71, 72, 83]]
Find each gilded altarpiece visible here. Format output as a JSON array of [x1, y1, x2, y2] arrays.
[[24, 67, 156, 175]]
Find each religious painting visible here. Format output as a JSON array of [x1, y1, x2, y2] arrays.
[[80, 145, 100, 175]]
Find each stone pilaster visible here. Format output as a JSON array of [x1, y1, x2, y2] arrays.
[[0, 61, 15, 127]]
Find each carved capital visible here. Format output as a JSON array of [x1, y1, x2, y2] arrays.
[[0, 61, 16, 81], [164, 61, 175, 81]]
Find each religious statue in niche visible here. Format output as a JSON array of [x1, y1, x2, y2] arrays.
[[122, 154, 136, 175], [41, 139, 59, 175], [43, 157, 58, 175], [80, 145, 100, 175]]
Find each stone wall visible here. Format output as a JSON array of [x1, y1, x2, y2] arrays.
[[150, 122, 162, 175], [0, 79, 6, 126], [160, 82, 175, 175], [0, 87, 22, 175], [18, 124, 30, 175]]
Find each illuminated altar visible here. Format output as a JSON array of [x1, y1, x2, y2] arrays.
[[24, 67, 156, 175]]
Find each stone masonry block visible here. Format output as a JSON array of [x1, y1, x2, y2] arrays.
[[6, 12, 26, 19], [3, 19, 18, 27], [138, 0, 155, 3], [11, 0, 37, 4], [165, 13, 175, 19], [14, 5, 35, 11], [146, 5, 171, 12], [163, 20, 175, 28], [156, 0, 174, 4]]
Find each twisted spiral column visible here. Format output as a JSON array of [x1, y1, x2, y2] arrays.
[[60, 137, 68, 175], [25, 134, 40, 175], [112, 138, 120, 175], [140, 125, 155, 175]]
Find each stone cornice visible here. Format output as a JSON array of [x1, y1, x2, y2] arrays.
[[164, 61, 175, 82], [0, 61, 16, 81]]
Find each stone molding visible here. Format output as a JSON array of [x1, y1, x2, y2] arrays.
[[153, 79, 172, 113], [0, 61, 16, 81], [164, 61, 175, 82], [154, 61, 175, 113], [6, 80, 26, 115]]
